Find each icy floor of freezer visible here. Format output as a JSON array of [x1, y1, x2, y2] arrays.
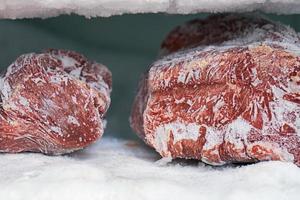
[[0, 138, 300, 200]]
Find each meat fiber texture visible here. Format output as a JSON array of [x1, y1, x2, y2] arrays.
[[0, 138, 300, 200], [0, 49, 112, 154], [130, 14, 300, 166], [1, 0, 300, 19]]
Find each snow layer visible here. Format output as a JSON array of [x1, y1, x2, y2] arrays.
[[0, 137, 299, 200], [1, 0, 300, 19]]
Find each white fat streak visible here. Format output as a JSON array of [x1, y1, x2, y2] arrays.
[[42, 99, 59, 112], [224, 117, 253, 149], [200, 125, 226, 165], [31, 77, 46, 84], [0, 78, 11, 101], [186, 99, 193, 106], [60, 55, 79, 69], [50, 126, 63, 137], [177, 63, 201, 84], [49, 75, 69, 85], [71, 96, 78, 104], [227, 117, 253, 139], [247, 141, 294, 162], [69, 67, 83, 78], [152, 121, 200, 156], [212, 99, 224, 113], [19, 96, 29, 107], [200, 118, 252, 164], [251, 68, 263, 86], [177, 71, 186, 83], [174, 97, 185, 104], [202, 126, 224, 151], [67, 115, 80, 126], [269, 85, 300, 135], [289, 78, 300, 93]]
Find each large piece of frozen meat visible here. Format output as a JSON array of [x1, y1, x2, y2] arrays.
[[0, 49, 112, 154], [131, 14, 300, 166]]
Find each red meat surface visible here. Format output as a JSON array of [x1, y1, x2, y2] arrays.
[[131, 14, 300, 166], [0, 49, 111, 154], [161, 14, 295, 55]]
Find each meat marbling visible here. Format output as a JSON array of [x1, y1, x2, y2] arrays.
[[130, 14, 300, 166], [0, 49, 111, 154]]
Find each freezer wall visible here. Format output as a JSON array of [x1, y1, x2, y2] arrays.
[[0, 13, 300, 138]]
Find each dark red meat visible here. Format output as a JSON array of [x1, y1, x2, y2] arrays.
[[131, 14, 300, 166], [0, 49, 111, 154], [161, 14, 297, 55]]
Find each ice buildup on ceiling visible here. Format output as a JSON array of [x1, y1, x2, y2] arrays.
[[0, 0, 300, 19]]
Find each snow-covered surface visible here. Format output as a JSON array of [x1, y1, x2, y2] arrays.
[[1, 0, 300, 19], [0, 137, 299, 200]]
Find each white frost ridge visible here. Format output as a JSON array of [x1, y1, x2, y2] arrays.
[[1, 0, 300, 19]]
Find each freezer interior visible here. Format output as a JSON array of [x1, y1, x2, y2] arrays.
[[0, 1, 300, 199]]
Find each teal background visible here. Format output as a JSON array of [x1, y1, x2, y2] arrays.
[[0, 13, 299, 139]]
